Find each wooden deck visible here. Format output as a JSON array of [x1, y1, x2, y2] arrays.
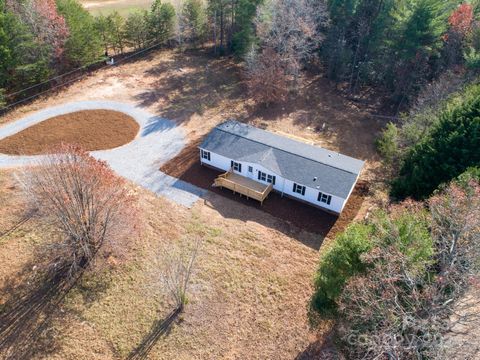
[[213, 170, 273, 204]]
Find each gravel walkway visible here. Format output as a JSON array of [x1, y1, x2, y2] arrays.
[[0, 101, 206, 207]]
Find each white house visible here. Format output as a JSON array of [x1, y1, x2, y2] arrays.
[[199, 120, 364, 214]]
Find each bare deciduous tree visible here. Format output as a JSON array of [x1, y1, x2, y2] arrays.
[[430, 179, 480, 291], [6, 0, 69, 60], [156, 237, 201, 311], [245, 47, 289, 105], [255, 0, 328, 81], [336, 180, 480, 359], [245, 0, 328, 103], [20, 144, 139, 278]]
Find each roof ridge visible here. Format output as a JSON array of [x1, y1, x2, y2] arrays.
[[216, 123, 360, 175]]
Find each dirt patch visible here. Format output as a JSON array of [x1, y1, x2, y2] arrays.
[[160, 139, 367, 238], [0, 110, 139, 155]]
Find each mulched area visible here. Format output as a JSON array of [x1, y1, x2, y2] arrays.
[[0, 110, 139, 155], [160, 139, 368, 237]]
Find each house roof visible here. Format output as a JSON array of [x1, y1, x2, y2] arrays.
[[200, 120, 365, 199]]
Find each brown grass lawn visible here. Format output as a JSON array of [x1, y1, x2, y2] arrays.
[[0, 48, 386, 359], [0, 170, 323, 359], [0, 110, 139, 155]]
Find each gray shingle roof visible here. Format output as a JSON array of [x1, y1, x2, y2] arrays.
[[200, 120, 365, 199]]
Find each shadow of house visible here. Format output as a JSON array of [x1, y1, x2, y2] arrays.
[[127, 307, 181, 360], [160, 139, 367, 249]]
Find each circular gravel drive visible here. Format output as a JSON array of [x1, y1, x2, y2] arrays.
[[0, 101, 206, 207]]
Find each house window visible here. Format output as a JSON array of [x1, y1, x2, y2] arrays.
[[200, 149, 211, 161], [258, 171, 276, 185], [248, 166, 253, 173], [293, 183, 306, 196], [317, 191, 332, 205], [231, 160, 242, 172]]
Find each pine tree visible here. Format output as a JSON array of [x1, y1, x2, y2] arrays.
[[392, 84, 480, 199], [56, 0, 103, 66], [181, 0, 207, 44], [125, 10, 149, 50], [387, 0, 450, 105], [148, 0, 176, 45], [1, 0, 51, 90], [231, 0, 262, 55]]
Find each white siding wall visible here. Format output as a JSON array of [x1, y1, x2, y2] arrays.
[[200, 148, 347, 214]]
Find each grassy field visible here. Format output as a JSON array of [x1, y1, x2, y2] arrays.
[[0, 48, 383, 359], [80, 0, 156, 16]]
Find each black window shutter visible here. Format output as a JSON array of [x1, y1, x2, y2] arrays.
[[301, 186, 305, 196], [258, 171, 261, 180], [231, 160, 234, 168], [207, 152, 210, 161], [293, 183, 297, 192], [238, 164, 242, 172], [327, 196, 331, 205], [272, 176, 276, 185]]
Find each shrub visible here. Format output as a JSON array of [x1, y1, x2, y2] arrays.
[[336, 211, 435, 359], [322, 180, 479, 359], [310, 209, 433, 322], [455, 166, 480, 186], [310, 223, 374, 320], [21, 145, 139, 277], [376, 122, 400, 166]]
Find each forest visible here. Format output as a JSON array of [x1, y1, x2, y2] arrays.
[[0, 0, 479, 359], [2, 0, 480, 108]]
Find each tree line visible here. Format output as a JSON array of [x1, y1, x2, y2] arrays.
[[4, 0, 479, 109], [244, 0, 480, 106], [0, 0, 206, 106]]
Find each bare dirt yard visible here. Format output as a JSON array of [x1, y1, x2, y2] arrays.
[[0, 48, 385, 359], [0, 110, 139, 155]]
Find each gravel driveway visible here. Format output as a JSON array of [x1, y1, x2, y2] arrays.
[[0, 101, 206, 207]]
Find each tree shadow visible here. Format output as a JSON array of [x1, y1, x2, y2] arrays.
[[127, 307, 182, 360], [133, 50, 243, 124], [141, 116, 177, 136], [295, 329, 341, 360], [0, 264, 84, 359]]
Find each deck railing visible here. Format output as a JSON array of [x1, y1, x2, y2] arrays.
[[214, 170, 273, 204]]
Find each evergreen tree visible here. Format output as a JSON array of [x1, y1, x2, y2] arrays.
[[148, 0, 176, 44], [0, 0, 51, 90], [56, 0, 103, 66], [125, 10, 149, 50], [95, 14, 113, 54], [181, 0, 207, 44], [231, 0, 262, 55], [392, 84, 480, 199], [108, 11, 126, 54], [387, 0, 450, 105]]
